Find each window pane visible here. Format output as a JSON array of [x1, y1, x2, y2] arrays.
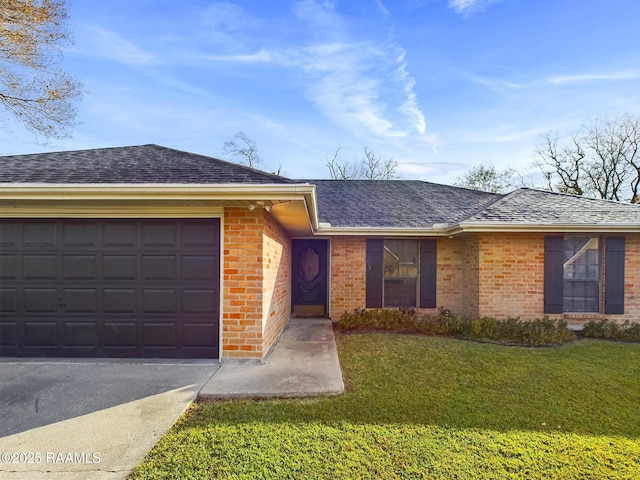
[[384, 279, 417, 307], [384, 240, 418, 279], [383, 240, 418, 307], [563, 236, 599, 312]]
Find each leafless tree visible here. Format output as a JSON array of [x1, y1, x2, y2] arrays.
[[221, 131, 284, 175], [326, 145, 398, 180], [0, 0, 82, 139], [535, 115, 640, 202], [222, 131, 262, 169], [535, 133, 585, 196]]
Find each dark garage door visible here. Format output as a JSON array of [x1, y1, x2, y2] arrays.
[[0, 219, 220, 358]]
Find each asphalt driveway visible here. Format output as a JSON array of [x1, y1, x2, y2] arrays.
[[0, 358, 218, 480]]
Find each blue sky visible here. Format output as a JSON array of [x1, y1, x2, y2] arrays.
[[2, 0, 640, 183]]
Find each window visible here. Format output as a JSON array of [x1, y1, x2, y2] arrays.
[[366, 239, 436, 309], [563, 236, 600, 312], [383, 240, 418, 307], [544, 235, 625, 315]]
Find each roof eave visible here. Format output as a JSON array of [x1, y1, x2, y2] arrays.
[[0, 182, 320, 234], [315, 221, 640, 237], [453, 222, 640, 234], [314, 226, 451, 237]]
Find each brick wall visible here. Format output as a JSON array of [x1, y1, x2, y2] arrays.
[[622, 234, 640, 320], [320, 233, 640, 327], [261, 211, 291, 356], [461, 235, 480, 319], [329, 237, 366, 317], [222, 207, 291, 360], [475, 233, 545, 320]]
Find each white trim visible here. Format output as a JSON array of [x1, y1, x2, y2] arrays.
[[218, 213, 225, 362], [316, 223, 640, 237]]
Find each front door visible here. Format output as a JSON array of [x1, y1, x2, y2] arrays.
[[292, 240, 328, 317]]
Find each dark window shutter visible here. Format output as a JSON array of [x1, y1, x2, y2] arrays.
[[420, 240, 437, 308], [366, 239, 384, 308], [605, 236, 625, 315], [544, 236, 564, 314]]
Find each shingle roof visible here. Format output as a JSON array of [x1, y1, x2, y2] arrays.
[[0, 144, 294, 184], [310, 180, 502, 228], [462, 188, 640, 226], [3, 145, 640, 230]]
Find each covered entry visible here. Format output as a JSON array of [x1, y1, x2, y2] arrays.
[[0, 218, 220, 358], [292, 239, 328, 316]]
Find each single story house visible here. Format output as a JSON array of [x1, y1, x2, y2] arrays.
[[1, 144, 640, 360]]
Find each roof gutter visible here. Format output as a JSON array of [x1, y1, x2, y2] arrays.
[[315, 221, 640, 237], [451, 222, 640, 234], [0, 182, 320, 232]]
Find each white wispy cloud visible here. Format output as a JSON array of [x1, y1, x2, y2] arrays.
[[546, 70, 640, 85], [448, 0, 505, 14], [196, 1, 428, 140], [84, 28, 209, 96], [288, 1, 428, 139], [90, 29, 159, 67], [193, 49, 274, 64]]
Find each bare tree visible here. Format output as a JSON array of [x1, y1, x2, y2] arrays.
[[0, 0, 82, 138], [326, 145, 398, 180], [222, 131, 262, 169], [584, 115, 639, 202], [535, 133, 585, 196], [453, 162, 516, 194], [535, 115, 640, 202], [221, 131, 284, 175]]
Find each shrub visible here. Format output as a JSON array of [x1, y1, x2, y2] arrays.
[[336, 308, 418, 333], [416, 309, 463, 336], [336, 309, 575, 345], [583, 319, 640, 341]]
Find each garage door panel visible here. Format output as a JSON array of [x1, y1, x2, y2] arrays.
[[63, 288, 98, 313], [183, 323, 217, 347], [0, 221, 18, 247], [62, 222, 98, 247], [0, 322, 18, 345], [24, 221, 57, 247], [143, 289, 177, 313], [0, 289, 18, 313], [23, 255, 57, 280], [0, 219, 220, 358], [0, 255, 18, 279], [143, 322, 176, 347], [103, 289, 137, 313], [63, 255, 98, 280], [103, 255, 137, 280], [143, 255, 177, 280], [64, 322, 99, 347], [183, 289, 217, 313], [24, 322, 57, 346], [183, 255, 217, 281], [142, 222, 176, 247], [183, 221, 218, 247], [102, 222, 136, 247], [104, 322, 137, 347], [24, 289, 58, 313]]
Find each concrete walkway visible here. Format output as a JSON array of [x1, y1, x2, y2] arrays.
[[200, 317, 344, 399]]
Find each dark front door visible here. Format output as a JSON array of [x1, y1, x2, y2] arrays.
[[292, 240, 328, 316], [0, 219, 220, 358]]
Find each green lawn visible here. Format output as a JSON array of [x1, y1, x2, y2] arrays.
[[130, 335, 640, 479]]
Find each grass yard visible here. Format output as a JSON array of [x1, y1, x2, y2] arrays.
[[130, 334, 640, 479]]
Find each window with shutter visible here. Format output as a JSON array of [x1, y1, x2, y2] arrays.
[[365, 239, 436, 308]]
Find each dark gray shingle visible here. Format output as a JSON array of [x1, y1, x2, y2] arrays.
[[463, 188, 640, 226], [0, 144, 294, 184], [310, 180, 502, 228]]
